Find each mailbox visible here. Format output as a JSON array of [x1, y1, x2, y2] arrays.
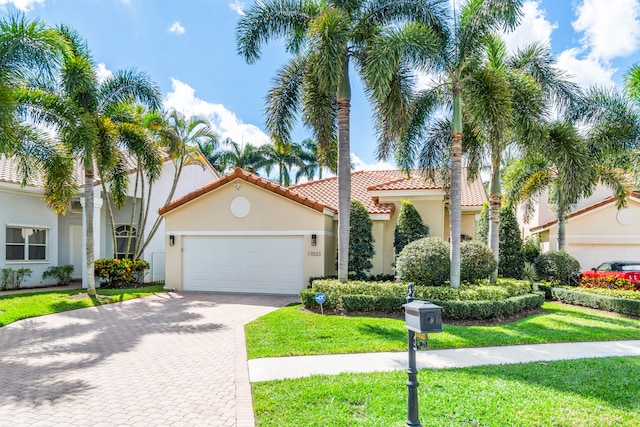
[[403, 300, 443, 333]]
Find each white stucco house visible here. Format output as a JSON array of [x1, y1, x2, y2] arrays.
[[0, 153, 218, 288], [518, 184, 640, 270], [159, 167, 486, 295]]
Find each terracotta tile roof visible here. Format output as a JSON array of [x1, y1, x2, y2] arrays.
[[158, 167, 336, 216], [0, 154, 84, 188], [530, 191, 640, 232], [289, 168, 487, 214]]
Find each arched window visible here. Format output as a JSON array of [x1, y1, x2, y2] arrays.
[[115, 225, 137, 259]]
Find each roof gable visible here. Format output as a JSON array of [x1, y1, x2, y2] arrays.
[[158, 167, 335, 216]]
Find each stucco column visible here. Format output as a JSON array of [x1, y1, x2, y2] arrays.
[[80, 195, 103, 288]]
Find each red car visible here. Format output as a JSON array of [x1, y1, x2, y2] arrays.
[[581, 261, 640, 284]]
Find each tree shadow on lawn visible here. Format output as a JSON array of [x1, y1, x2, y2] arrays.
[[0, 292, 261, 407]]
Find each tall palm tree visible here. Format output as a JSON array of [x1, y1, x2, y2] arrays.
[[130, 109, 214, 258], [383, 0, 524, 288], [504, 121, 627, 250], [16, 26, 161, 295], [464, 37, 580, 281], [236, 0, 447, 282]]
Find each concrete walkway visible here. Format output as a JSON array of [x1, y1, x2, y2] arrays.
[[249, 340, 640, 382], [0, 291, 295, 427]]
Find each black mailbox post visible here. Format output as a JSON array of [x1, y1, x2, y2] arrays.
[[403, 284, 443, 427]]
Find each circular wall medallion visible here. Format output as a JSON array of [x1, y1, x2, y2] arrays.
[[617, 208, 636, 226], [231, 196, 251, 218]]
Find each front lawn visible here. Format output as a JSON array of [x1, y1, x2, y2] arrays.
[[246, 302, 640, 358], [0, 285, 164, 326], [253, 356, 640, 426]]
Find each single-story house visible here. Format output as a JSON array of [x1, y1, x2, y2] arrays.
[[0, 153, 218, 288], [159, 167, 487, 294], [519, 185, 640, 270]]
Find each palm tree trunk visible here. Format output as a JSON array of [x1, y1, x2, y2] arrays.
[[336, 57, 351, 283], [488, 149, 502, 283], [84, 165, 96, 297], [450, 92, 462, 289], [100, 180, 118, 259]]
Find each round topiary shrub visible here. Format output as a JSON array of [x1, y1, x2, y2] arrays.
[[534, 250, 581, 285], [396, 237, 450, 286], [460, 241, 497, 284]]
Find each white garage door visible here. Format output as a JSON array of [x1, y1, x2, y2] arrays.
[[182, 235, 304, 294], [569, 244, 640, 270]]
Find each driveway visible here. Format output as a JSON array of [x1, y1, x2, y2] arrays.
[[0, 292, 295, 426]]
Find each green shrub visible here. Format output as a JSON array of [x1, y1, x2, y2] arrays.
[[340, 295, 406, 312], [306, 278, 533, 310], [94, 258, 149, 288], [522, 262, 538, 283], [42, 265, 74, 285], [395, 237, 450, 286], [499, 206, 524, 279], [551, 287, 640, 316], [534, 250, 581, 285], [394, 200, 429, 255], [299, 289, 320, 308], [460, 241, 496, 284], [437, 293, 544, 320], [522, 234, 542, 264], [1, 268, 32, 291], [349, 200, 375, 279]]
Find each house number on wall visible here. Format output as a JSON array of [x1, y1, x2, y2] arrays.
[[307, 251, 322, 256]]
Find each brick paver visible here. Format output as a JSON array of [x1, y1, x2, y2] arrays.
[[0, 292, 294, 426]]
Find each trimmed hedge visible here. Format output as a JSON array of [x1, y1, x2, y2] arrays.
[[338, 292, 544, 320], [551, 287, 640, 316]]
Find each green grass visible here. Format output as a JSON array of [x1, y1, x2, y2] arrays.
[[0, 285, 164, 326], [253, 356, 640, 426], [246, 302, 640, 359]]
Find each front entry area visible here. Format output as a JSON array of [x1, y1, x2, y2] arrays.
[[182, 235, 304, 294]]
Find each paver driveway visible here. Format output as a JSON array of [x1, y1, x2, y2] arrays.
[[0, 291, 295, 426]]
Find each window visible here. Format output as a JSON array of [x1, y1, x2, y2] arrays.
[[6, 227, 47, 261], [115, 225, 137, 259]]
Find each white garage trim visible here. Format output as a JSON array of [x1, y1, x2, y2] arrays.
[[182, 235, 304, 295], [568, 243, 640, 271], [168, 230, 334, 236]]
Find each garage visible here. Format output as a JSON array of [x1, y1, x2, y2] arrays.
[[182, 235, 304, 294], [569, 243, 640, 271]]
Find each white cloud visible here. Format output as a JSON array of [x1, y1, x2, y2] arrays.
[[573, 0, 640, 61], [556, 48, 616, 87], [351, 153, 395, 171], [229, 0, 245, 16], [95, 63, 113, 84], [502, 1, 557, 53], [169, 21, 185, 35], [0, 0, 44, 12], [164, 78, 271, 147]]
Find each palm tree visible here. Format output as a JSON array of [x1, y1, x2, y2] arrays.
[[129, 109, 214, 259], [301, 138, 337, 180], [626, 63, 640, 102], [464, 37, 580, 281], [217, 139, 268, 174], [0, 14, 69, 152], [383, 0, 524, 288], [16, 26, 161, 295], [236, 0, 447, 282], [504, 121, 627, 250], [263, 140, 316, 186]]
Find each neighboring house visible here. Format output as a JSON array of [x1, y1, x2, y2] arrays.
[[518, 184, 640, 270], [160, 167, 486, 295], [0, 153, 218, 288]]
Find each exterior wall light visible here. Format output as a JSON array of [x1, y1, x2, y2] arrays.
[[169, 235, 175, 246], [311, 234, 317, 246]]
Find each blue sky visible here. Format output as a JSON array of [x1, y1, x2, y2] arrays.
[[2, 0, 639, 171]]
